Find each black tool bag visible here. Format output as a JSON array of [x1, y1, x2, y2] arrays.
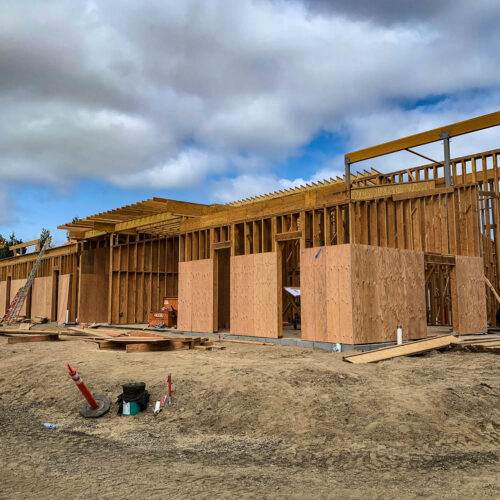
[[116, 382, 150, 414]]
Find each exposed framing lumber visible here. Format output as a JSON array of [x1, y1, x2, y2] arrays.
[[346, 111, 500, 163], [485, 276, 500, 304]]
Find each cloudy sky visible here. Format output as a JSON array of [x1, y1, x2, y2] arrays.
[[1, 0, 499, 244]]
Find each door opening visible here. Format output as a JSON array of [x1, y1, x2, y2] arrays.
[[215, 248, 231, 331], [280, 240, 301, 337]]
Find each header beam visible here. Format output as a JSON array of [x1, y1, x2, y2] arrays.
[[345, 111, 500, 164]]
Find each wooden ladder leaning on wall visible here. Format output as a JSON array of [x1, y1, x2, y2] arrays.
[[2, 238, 51, 325]]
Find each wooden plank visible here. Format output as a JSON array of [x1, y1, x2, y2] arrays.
[[222, 338, 275, 345], [485, 276, 500, 304], [9, 239, 40, 251], [274, 230, 302, 241], [392, 186, 455, 202], [351, 181, 435, 201], [126, 341, 190, 353], [211, 241, 231, 250], [346, 111, 500, 163], [7, 334, 59, 344], [98, 341, 126, 350], [343, 335, 457, 364]]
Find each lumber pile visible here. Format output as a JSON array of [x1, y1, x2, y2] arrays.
[[64, 328, 223, 353], [5, 333, 60, 344], [343, 334, 500, 364], [96, 336, 221, 353]]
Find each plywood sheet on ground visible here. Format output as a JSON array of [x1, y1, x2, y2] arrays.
[[455, 256, 487, 334], [31, 276, 53, 319], [231, 252, 279, 338], [351, 245, 426, 344], [178, 259, 214, 333], [11, 279, 27, 317], [0, 281, 6, 317], [57, 274, 71, 325]]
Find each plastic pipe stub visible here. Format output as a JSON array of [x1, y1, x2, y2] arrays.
[[79, 395, 111, 418]]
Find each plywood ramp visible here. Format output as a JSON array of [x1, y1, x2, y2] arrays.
[[455, 256, 487, 334], [57, 274, 71, 325], [11, 279, 27, 316], [300, 244, 426, 344], [31, 276, 53, 319], [230, 252, 279, 337], [178, 259, 214, 333]]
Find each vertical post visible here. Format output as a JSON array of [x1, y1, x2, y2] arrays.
[[345, 156, 351, 244], [441, 131, 452, 187]]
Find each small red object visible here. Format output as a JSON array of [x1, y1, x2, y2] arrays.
[[167, 372, 172, 406], [66, 362, 99, 409]]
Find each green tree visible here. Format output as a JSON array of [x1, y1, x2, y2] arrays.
[[0, 233, 25, 260], [39, 228, 53, 249]]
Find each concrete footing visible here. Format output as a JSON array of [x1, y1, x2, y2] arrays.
[[103, 324, 412, 353]]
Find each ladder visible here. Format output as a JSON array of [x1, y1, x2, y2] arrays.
[[2, 237, 51, 324]]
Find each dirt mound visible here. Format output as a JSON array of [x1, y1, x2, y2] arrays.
[[0, 336, 499, 498]]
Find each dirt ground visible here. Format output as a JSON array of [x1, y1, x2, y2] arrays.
[[0, 327, 499, 499]]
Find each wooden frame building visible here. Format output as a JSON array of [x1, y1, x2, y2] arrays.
[[1, 112, 499, 344]]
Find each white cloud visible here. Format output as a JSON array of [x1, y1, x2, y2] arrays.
[[0, 183, 17, 226], [0, 0, 498, 200]]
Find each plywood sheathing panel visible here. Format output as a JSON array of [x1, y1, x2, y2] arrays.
[[300, 245, 352, 343], [350, 245, 426, 343], [57, 274, 71, 325], [11, 279, 27, 316], [230, 254, 254, 336], [253, 253, 279, 338], [178, 259, 214, 333], [177, 262, 192, 331], [326, 245, 353, 343], [455, 256, 487, 334], [300, 247, 327, 341], [230, 252, 279, 337], [300, 244, 426, 344], [0, 281, 6, 317], [79, 247, 109, 323], [31, 276, 53, 319]]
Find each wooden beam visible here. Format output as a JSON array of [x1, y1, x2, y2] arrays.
[[0, 243, 78, 268], [9, 239, 40, 251], [275, 230, 302, 241], [346, 111, 500, 164], [343, 335, 457, 364], [485, 276, 500, 304], [211, 241, 231, 250], [351, 180, 435, 201], [7, 334, 59, 344], [92, 222, 117, 232]]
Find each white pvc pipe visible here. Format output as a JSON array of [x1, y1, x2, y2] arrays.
[[65, 309, 69, 325], [397, 325, 403, 345]]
